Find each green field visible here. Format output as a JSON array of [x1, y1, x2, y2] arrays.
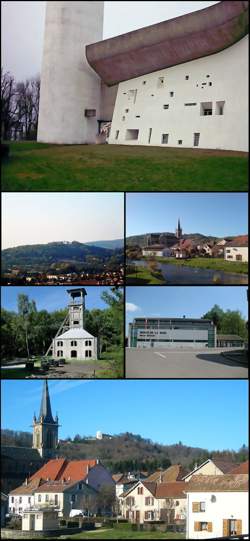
[[154, 256, 248, 274], [126, 266, 165, 284], [42, 524, 185, 540], [2, 142, 248, 191]]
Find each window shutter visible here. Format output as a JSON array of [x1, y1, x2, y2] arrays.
[[192, 502, 200, 512], [207, 522, 213, 532], [236, 520, 242, 535], [194, 521, 200, 532], [223, 519, 229, 537]]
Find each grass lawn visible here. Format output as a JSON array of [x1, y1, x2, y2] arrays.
[[97, 348, 124, 378], [2, 142, 248, 191], [154, 257, 248, 274], [47, 525, 185, 539], [126, 266, 165, 284]]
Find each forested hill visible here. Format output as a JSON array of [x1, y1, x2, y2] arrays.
[[85, 239, 124, 250], [1, 241, 123, 270], [1, 430, 247, 474]]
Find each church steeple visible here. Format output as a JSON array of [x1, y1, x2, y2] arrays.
[[33, 381, 59, 458], [176, 218, 183, 239], [39, 381, 56, 424]]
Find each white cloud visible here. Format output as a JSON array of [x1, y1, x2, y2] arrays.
[[126, 302, 141, 312]]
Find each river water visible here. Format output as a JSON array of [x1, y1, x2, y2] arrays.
[[127, 260, 248, 285]]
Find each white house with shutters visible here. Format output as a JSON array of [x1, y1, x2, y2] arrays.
[[185, 474, 248, 539], [120, 480, 186, 524]]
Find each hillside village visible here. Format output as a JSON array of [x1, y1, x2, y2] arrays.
[[1, 382, 249, 539]]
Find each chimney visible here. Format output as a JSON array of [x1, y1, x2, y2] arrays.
[[159, 473, 163, 483], [25, 478, 28, 486]]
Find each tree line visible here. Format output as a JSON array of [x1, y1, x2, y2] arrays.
[[1, 288, 123, 360], [1, 70, 40, 140], [202, 304, 248, 339]]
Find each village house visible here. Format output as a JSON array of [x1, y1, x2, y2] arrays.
[[33, 479, 97, 518], [186, 474, 249, 539], [120, 479, 186, 524], [142, 245, 172, 257], [224, 235, 248, 262], [8, 457, 114, 517], [146, 465, 188, 484], [183, 458, 241, 483]]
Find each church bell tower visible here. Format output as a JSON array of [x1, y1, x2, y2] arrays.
[[175, 218, 183, 239], [32, 381, 59, 459]]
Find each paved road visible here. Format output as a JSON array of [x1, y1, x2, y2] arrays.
[[126, 348, 248, 378]]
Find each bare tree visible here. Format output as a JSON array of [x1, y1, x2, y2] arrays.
[[1, 70, 19, 140]]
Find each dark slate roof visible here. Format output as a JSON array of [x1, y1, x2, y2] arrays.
[[39, 381, 56, 424]]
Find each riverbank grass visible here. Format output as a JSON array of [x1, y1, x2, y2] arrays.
[[154, 257, 248, 274], [126, 266, 165, 284]]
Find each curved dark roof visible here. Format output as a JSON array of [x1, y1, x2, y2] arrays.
[[86, 1, 248, 86]]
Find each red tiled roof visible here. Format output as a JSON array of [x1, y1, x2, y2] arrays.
[[155, 482, 187, 499], [230, 461, 249, 474], [225, 235, 248, 247], [146, 465, 188, 483], [29, 458, 97, 483]]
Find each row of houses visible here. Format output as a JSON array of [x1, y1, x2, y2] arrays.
[[142, 235, 248, 262], [4, 456, 249, 538], [116, 459, 249, 539]]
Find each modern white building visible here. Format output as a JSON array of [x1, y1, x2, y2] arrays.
[[49, 288, 97, 361], [128, 318, 216, 349], [186, 474, 249, 539], [38, 1, 248, 151]]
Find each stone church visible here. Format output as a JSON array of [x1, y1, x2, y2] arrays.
[[1, 381, 59, 494]]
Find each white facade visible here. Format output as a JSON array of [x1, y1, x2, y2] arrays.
[[224, 246, 248, 262], [109, 37, 248, 151], [9, 494, 34, 515], [142, 248, 172, 257], [22, 509, 58, 531], [120, 481, 186, 524], [53, 328, 97, 361], [136, 329, 211, 349], [186, 490, 248, 539], [38, 1, 104, 144]]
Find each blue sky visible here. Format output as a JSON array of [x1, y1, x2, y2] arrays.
[[126, 193, 248, 237], [2, 193, 124, 249], [1, 379, 248, 451], [2, 2, 217, 80], [126, 286, 248, 332], [1, 286, 117, 313]]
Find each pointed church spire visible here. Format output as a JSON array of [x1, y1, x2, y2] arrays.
[[39, 381, 55, 424]]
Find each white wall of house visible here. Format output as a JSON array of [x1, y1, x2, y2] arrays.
[[8, 494, 34, 515], [22, 510, 58, 531], [53, 337, 97, 360], [142, 248, 172, 257], [186, 491, 248, 539], [109, 36, 248, 151], [224, 246, 248, 262], [120, 482, 186, 524]]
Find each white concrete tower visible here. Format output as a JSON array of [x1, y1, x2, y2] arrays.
[[38, 1, 104, 144]]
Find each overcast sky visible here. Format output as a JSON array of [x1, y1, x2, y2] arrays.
[[2, 1, 218, 80], [2, 193, 124, 248]]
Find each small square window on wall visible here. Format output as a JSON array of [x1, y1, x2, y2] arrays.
[[200, 102, 212, 116], [170, 91, 174, 97], [126, 129, 139, 141], [163, 104, 169, 109], [178, 140, 182, 145], [157, 77, 165, 88], [162, 134, 169, 144], [216, 100, 225, 115], [115, 130, 119, 140], [142, 81, 147, 85], [128, 89, 137, 103], [185, 75, 189, 80]]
